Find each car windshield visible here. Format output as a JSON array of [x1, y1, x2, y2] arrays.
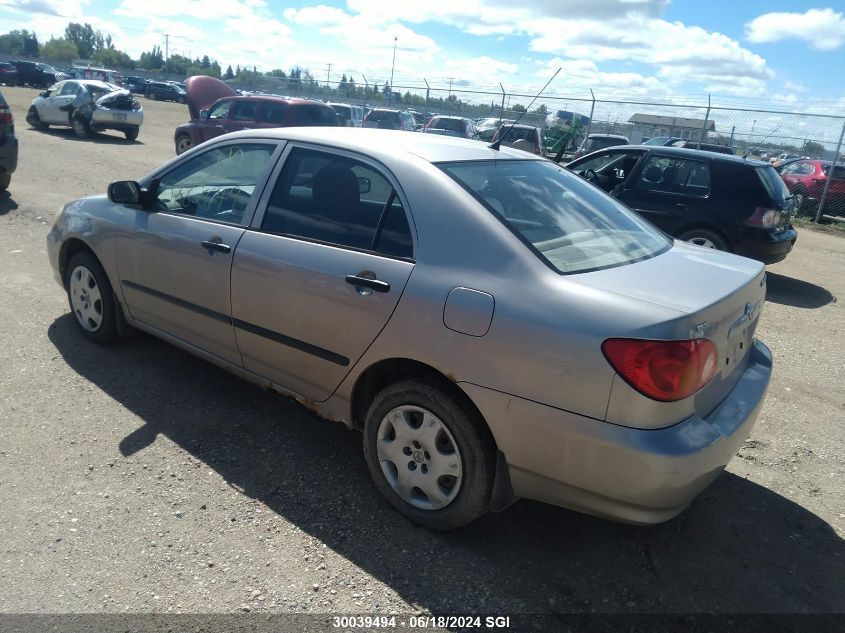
[[38, 63, 57, 73], [439, 160, 670, 274], [432, 118, 465, 132]]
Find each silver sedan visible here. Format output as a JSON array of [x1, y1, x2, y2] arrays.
[[47, 128, 772, 530]]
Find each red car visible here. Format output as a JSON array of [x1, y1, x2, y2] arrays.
[[173, 76, 338, 155], [778, 159, 845, 216]]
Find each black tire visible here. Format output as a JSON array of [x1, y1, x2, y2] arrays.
[[177, 95, 186, 104], [0, 173, 10, 191], [678, 227, 729, 252], [65, 251, 119, 344], [174, 134, 193, 155], [124, 126, 139, 141], [362, 380, 496, 531], [146, 91, 156, 100], [70, 112, 90, 139], [26, 106, 48, 130]]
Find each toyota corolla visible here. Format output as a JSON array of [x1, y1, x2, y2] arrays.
[[47, 128, 772, 530]]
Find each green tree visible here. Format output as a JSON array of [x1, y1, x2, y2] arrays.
[[0, 30, 34, 56], [41, 37, 79, 61], [266, 68, 287, 78], [803, 140, 824, 158], [64, 22, 105, 59], [532, 104, 548, 115], [92, 47, 133, 68], [138, 45, 164, 70], [224, 64, 234, 80], [511, 103, 527, 113]]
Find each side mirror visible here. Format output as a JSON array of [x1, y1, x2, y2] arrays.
[[108, 180, 142, 205], [357, 177, 371, 194], [199, 109, 209, 120]]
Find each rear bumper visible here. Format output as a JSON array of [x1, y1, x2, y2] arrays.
[[734, 227, 797, 264], [90, 109, 143, 129], [460, 339, 772, 524], [0, 132, 18, 174]]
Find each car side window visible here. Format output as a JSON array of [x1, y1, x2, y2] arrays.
[[795, 162, 815, 176], [633, 155, 710, 196], [260, 102, 285, 124], [154, 143, 277, 226], [208, 100, 232, 119], [260, 147, 413, 258], [780, 163, 799, 175], [59, 82, 79, 96], [231, 101, 257, 121]]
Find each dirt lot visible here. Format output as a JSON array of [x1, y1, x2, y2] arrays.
[[0, 86, 843, 624]]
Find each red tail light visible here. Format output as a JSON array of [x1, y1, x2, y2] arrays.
[[602, 338, 718, 402], [0, 105, 13, 125], [745, 207, 782, 228]]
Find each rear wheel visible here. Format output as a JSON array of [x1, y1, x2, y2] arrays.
[[26, 106, 48, 130], [146, 91, 156, 100], [679, 228, 729, 252], [362, 380, 495, 531], [65, 251, 118, 344], [0, 173, 10, 191], [124, 126, 139, 141], [175, 134, 193, 155]]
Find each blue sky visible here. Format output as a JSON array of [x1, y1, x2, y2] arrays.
[[0, 0, 843, 113]]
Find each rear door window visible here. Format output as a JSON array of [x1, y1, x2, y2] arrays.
[[292, 106, 337, 127], [260, 148, 412, 257], [259, 102, 286, 125], [633, 155, 711, 196]]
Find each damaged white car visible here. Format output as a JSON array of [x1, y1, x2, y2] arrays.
[[26, 79, 143, 141]]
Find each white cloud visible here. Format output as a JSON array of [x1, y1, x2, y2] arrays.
[[746, 8, 845, 50]]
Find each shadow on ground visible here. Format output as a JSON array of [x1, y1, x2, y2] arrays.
[[766, 272, 835, 309], [0, 191, 18, 215], [48, 314, 845, 617], [29, 126, 143, 146]]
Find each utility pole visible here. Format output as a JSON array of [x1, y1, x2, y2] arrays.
[[389, 36, 397, 103], [325, 63, 332, 87], [164, 34, 170, 62], [448, 77, 453, 98]]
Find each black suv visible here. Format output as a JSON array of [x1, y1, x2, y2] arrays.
[[145, 81, 186, 103], [565, 145, 797, 264], [0, 87, 18, 190], [123, 76, 148, 94], [12, 61, 66, 88]]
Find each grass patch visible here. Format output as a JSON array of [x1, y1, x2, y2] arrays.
[[792, 215, 845, 237]]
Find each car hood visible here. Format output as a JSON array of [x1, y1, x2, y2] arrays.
[[185, 75, 236, 121], [574, 240, 764, 314]]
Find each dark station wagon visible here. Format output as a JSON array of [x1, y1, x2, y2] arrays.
[[173, 75, 338, 154], [565, 145, 797, 264]]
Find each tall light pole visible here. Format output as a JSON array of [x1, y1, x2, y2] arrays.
[[388, 36, 397, 104]]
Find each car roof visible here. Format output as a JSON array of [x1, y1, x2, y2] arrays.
[[621, 144, 770, 165], [588, 133, 628, 139], [72, 79, 118, 90], [500, 123, 538, 130], [223, 127, 538, 164]]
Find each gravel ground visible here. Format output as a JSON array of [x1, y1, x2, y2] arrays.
[[0, 86, 843, 624]]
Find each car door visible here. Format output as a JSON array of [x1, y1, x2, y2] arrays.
[[778, 161, 803, 192], [115, 140, 283, 365], [567, 149, 645, 193], [230, 144, 415, 401], [222, 100, 258, 133], [615, 153, 712, 232], [196, 99, 233, 143], [40, 81, 78, 123]]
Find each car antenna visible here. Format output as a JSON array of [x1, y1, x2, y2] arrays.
[[743, 125, 782, 159], [489, 67, 560, 151]]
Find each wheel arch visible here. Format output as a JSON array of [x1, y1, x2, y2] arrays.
[[59, 237, 98, 288], [676, 222, 733, 252], [350, 357, 515, 512]]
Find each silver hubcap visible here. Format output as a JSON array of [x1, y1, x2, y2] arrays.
[[177, 138, 192, 153], [376, 405, 463, 510], [69, 265, 103, 332], [688, 237, 716, 249]]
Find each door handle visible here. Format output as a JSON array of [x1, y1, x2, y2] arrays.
[[201, 239, 231, 254], [675, 203, 687, 210], [345, 275, 390, 293]]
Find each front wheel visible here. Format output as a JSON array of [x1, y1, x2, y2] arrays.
[[363, 380, 495, 531], [177, 95, 186, 104], [65, 251, 118, 344], [26, 106, 48, 130], [175, 134, 193, 155], [124, 126, 139, 141], [679, 228, 729, 252]]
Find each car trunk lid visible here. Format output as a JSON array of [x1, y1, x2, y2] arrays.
[[576, 242, 767, 417], [185, 75, 237, 121]]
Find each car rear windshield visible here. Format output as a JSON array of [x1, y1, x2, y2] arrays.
[[439, 160, 670, 274], [367, 110, 398, 122], [432, 118, 464, 132], [757, 165, 791, 202], [291, 105, 337, 126], [586, 137, 627, 151], [500, 126, 537, 143]]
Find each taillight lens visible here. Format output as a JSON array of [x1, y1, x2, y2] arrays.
[[745, 207, 782, 228], [602, 338, 718, 402], [0, 105, 13, 125]]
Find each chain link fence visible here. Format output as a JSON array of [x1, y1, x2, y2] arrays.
[[234, 75, 845, 219]]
